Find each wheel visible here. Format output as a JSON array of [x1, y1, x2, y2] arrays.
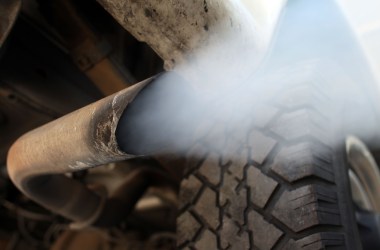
[[176, 61, 361, 250], [114, 1, 377, 249], [347, 136, 380, 212]]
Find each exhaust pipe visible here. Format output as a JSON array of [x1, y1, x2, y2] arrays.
[[6, 72, 196, 227], [7, 73, 197, 227], [6, 77, 151, 226]]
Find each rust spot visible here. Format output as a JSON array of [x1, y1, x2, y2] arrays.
[[203, 0, 208, 13], [144, 8, 152, 18]]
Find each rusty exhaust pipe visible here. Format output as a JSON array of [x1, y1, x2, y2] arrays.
[[6, 73, 196, 227], [6, 78, 150, 227]]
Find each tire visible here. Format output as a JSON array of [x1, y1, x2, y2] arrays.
[[176, 61, 361, 250]]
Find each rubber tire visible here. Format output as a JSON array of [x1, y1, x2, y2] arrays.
[[176, 62, 361, 250]]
